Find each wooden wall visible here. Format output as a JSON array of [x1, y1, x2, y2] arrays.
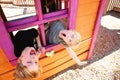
[[0, 0, 100, 79]]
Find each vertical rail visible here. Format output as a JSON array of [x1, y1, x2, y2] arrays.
[[104, 0, 110, 14], [34, 0, 46, 46], [87, 0, 106, 59], [0, 16, 17, 61], [65, 0, 68, 9], [59, 0, 62, 10], [68, 0, 78, 29]]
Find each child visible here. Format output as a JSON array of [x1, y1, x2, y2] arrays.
[[46, 21, 87, 66], [41, 0, 58, 14], [10, 28, 45, 80]]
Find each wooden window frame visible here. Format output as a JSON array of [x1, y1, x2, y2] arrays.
[[0, 0, 79, 66]]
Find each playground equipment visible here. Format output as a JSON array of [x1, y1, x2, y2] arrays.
[[0, 0, 106, 79]]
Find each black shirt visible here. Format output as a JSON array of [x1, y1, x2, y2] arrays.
[[12, 28, 38, 57]]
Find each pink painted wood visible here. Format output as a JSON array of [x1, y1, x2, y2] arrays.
[[68, 0, 78, 29], [34, 0, 46, 46], [6, 9, 68, 31], [0, 16, 17, 62], [87, 0, 106, 59], [5, 16, 37, 28], [7, 12, 68, 32]]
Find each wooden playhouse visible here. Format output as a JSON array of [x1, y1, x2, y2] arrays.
[[0, 0, 106, 80]]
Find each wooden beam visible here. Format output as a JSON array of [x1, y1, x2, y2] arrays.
[[113, 7, 120, 12], [103, 0, 110, 14]]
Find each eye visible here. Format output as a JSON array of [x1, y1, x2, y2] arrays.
[[27, 61, 32, 63], [35, 62, 38, 64]]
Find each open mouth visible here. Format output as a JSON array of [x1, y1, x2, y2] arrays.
[[62, 33, 66, 37], [30, 50, 36, 55]]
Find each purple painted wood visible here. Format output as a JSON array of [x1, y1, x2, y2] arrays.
[[68, 0, 78, 29], [0, 16, 17, 62], [43, 9, 68, 18], [7, 14, 68, 32], [5, 16, 37, 28], [10, 59, 17, 66], [87, 0, 106, 59], [6, 10, 68, 29], [34, 0, 46, 46]]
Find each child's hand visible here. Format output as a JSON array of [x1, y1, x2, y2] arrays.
[[37, 47, 46, 57], [77, 61, 88, 66]]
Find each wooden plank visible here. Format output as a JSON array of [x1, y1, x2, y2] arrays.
[[0, 48, 9, 64], [42, 42, 90, 72], [0, 52, 88, 80], [39, 38, 91, 67], [0, 62, 15, 75], [79, 0, 100, 4], [113, 7, 120, 12], [0, 48, 15, 75], [87, 0, 106, 59], [76, 13, 97, 28], [0, 70, 15, 80], [77, 1, 100, 17], [39, 52, 88, 79], [76, 14, 97, 40], [103, 0, 110, 14]]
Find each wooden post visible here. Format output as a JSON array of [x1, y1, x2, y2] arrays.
[[68, 0, 78, 29], [0, 16, 17, 63], [87, 0, 106, 59], [34, 0, 46, 46], [103, 0, 110, 14]]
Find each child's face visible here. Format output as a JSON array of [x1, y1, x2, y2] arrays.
[[59, 30, 76, 46], [19, 47, 40, 72]]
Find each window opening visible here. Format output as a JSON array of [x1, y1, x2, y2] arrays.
[[0, 0, 78, 65], [0, 1, 36, 21]]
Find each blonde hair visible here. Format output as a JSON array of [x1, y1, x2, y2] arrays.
[[68, 30, 81, 47], [14, 61, 41, 80]]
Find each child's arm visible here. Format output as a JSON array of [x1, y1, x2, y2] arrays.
[[36, 35, 42, 48], [65, 47, 87, 66], [35, 30, 45, 57]]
